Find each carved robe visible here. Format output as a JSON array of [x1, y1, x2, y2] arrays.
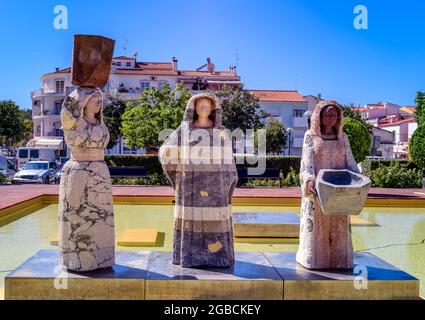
[[296, 101, 359, 269], [59, 87, 115, 272], [159, 93, 238, 267]]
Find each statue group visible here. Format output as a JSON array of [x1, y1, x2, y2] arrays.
[[59, 35, 365, 273]]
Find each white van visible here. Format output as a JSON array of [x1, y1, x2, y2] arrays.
[[17, 147, 57, 169]]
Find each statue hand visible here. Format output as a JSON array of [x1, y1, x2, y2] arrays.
[[307, 180, 317, 196]]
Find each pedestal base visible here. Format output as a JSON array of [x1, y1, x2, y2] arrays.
[[264, 252, 419, 300], [5, 250, 420, 300], [233, 212, 300, 238]]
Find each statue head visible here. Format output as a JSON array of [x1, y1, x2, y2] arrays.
[[183, 93, 222, 130], [310, 100, 344, 138]]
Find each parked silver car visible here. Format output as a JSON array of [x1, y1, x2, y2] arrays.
[[13, 161, 58, 184]]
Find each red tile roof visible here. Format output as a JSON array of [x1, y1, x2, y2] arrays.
[[114, 69, 177, 76], [178, 70, 236, 77], [400, 106, 416, 114], [113, 56, 136, 60], [136, 62, 173, 70], [249, 90, 307, 102], [378, 118, 416, 127]]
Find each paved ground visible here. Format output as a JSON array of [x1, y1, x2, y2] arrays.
[[1, 184, 424, 211]]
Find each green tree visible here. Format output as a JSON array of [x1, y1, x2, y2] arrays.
[[255, 117, 287, 154], [409, 124, 425, 170], [121, 82, 192, 149], [215, 86, 269, 131], [0, 100, 28, 148], [414, 91, 425, 126], [343, 117, 371, 163], [103, 97, 129, 149], [341, 103, 372, 132]]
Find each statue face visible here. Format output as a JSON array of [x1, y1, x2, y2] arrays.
[[85, 93, 102, 116], [195, 97, 213, 118], [320, 105, 338, 129]]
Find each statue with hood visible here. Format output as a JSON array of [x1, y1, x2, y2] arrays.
[[296, 100, 359, 269], [159, 93, 238, 268], [58, 35, 115, 272]]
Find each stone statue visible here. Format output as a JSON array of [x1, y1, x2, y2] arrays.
[[159, 93, 238, 267], [296, 101, 360, 269], [58, 35, 115, 272]]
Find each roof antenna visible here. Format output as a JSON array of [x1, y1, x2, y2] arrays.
[[233, 48, 241, 68], [123, 36, 128, 56]]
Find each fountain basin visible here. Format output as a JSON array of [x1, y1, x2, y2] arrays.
[[315, 169, 371, 215]]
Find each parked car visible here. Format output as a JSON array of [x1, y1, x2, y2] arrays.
[[13, 161, 58, 184], [16, 147, 57, 170], [0, 155, 17, 182], [54, 166, 63, 184]]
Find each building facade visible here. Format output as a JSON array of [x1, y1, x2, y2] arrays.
[[29, 56, 241, 154], [249, 90, 309, 156]]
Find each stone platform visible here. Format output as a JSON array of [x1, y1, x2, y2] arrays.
[[233, 212, 300, 238], [5, 250, 419, 300]]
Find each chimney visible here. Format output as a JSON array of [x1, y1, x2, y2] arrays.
[[55, 67, 60, 72], [172, 57, 178, 72], [317, 93, 321, 100], [229, 65, 237, 76]]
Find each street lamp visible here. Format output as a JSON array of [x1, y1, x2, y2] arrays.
[[303, 110, 312, 129], [60, 126, 66, 157], [287, 128, 293, 156]]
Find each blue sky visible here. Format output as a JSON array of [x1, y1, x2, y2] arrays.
[[0, 0, 424, 109]]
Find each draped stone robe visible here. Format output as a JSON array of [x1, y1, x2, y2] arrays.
[[296, 101, 360, 269], [59, 87, 115, 272], [159, 93, 238, 268]]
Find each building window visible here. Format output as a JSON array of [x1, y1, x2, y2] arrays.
[[54, 101, 62, 115], [126, 62, 131, 67], [157, 81, 168, 91], [55, 128, 64, 137], [293, 109, 305, 118], [116, 61, 121, 66], [55, 80, 65, 93], [140, 81, 150, 91]]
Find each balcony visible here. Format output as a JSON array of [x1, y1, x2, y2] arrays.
[[31, 86, 76, 99], [32, 107, 41, 117], [110, 87, 143, 100], [292, 117, 308, 128]]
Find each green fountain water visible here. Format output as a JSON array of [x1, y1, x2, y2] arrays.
[[0, 204, 424, 299]]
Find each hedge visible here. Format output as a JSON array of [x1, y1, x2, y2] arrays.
[[105, 154, 302, 186], [105, 154, 422, 188], [409, 124, 425, 170]]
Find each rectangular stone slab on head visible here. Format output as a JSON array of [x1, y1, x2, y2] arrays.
[[117, 228, 158, 246], [145, 251, 283, 300], [263, 252, 419, 300], [72, 34, 115, 88], [315, 169, 371, 215], [233, 212, 300, 238], [5, 250, 150, 300]]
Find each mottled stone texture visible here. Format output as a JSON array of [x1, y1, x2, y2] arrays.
[[296, 101, 360, 270], [72, 34, 115, 88], [159, 93, 238, 268], [59, 87, 115, 272], [316, 169, 371, 215]]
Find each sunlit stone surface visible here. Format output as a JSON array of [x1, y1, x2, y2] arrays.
[[233, 212, 300, 237], [315, 169, 371, 215], [5, 250, 419, 300]]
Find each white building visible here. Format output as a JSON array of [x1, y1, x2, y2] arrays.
[[249, 90, 309, 156], [29, 56, 241, 154]]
